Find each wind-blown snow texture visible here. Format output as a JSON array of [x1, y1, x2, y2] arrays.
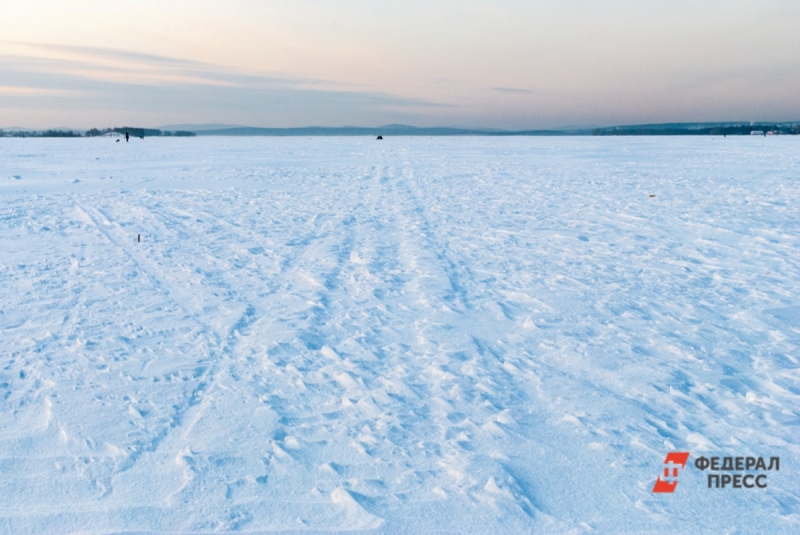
[[1, 137, 798, 534]]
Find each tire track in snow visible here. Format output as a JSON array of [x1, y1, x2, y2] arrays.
[[78, 201, 264, 506], [340, 164, 543, 527]]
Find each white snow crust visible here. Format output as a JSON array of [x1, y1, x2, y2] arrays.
[[1, 136, 798, 534]]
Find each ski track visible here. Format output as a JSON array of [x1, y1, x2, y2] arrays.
[[0, 136, 798, 534]]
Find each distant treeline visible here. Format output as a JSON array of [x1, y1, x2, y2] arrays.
[[0, 127, 196, 138], [85, 127, 196, 137], [593, 123, 800, 136], [0, 129, 82, 138]]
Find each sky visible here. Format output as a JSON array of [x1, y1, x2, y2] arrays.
[[1, 0, 799, 130]]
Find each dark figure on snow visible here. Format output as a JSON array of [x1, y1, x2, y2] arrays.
[[126, 132, 129, 142], [377, 135, 383, 140]]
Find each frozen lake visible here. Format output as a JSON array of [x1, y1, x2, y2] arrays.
[[1, 136, 798, 534]]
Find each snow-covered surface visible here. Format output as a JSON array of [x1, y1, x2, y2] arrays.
[[1, 136, 798, 534]]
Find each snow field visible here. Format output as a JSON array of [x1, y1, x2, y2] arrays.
[[1, 136, 799, 534]]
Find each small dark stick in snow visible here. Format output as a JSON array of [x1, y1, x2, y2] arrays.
[[137, 234, 141, 243], [649, 194, 656, 198]]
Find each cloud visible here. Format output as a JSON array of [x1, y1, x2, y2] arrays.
[[491, 87, 541, 95], [0, 41, 452, 99], [0, 86, 79, 97], [0, 42, 450, 128], [1, 41, 286, 88]]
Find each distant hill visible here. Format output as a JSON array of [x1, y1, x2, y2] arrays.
[[183, 122, 800, 137], [159, 123, 247, 132], [194, 124, 587, 136], [4, 121, 799, 138]]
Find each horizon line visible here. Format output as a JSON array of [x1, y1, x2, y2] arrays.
[[3, 120, 800, 133]]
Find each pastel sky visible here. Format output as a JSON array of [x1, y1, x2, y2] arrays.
[[2, 0, 799, 129]]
